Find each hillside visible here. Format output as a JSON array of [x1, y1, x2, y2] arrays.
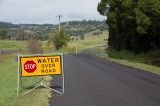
[[61, 20, 108, 37], [0, 22, 18, 28], [0, 20, 108, 40]]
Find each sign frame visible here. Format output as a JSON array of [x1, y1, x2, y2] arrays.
[[17, 53, 65, 96], [20, 55, 62, 77]]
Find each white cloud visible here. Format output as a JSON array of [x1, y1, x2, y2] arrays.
[[0, 0, 105, 24]]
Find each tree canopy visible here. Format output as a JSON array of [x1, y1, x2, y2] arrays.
[[49, 28, 70, 50], [97, 0, 160, 53], [0, 29, 8, 40]]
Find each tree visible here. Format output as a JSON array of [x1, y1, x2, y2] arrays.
[[80, 34, 85, 40], [0, 29, 8, 39], [15, 30, 34, 40], [49, 28, 70, 50], [97, 0, 160, 53]]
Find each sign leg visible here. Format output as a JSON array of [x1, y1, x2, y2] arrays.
[[61, 54, 65, 94], [17, 56, 20, 96]]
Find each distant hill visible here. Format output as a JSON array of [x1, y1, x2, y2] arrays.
[[0, 22, 18, 28], [0, 22, 57, 40], [0, 20, 108, 40], [0, 22, 56, 30], [62, 20, 107, 29], [61, 20, 108, 37]]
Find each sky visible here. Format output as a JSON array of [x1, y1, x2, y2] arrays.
[[0, 0, 106, 24]]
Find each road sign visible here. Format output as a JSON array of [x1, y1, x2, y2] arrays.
[[20, 55, 62, 77], [24, 60, 37, 73], [17, 54, 64, 96]]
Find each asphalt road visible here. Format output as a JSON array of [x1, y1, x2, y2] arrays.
[[49, 54, 160, 106]]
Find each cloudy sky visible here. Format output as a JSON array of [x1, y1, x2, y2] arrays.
[[0, 0, 106, 24]]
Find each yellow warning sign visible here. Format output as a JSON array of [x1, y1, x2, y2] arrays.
[[20, 55, 62, 77]]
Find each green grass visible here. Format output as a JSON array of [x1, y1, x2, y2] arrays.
[[97, 47, 160, 75], [0, 40, 25, 50], [107, 48, 146, 63], [68, 31, 108, 52], [108, 58, 160, 75], [0, 60, 18, 106], [0, 55, 51, 106]]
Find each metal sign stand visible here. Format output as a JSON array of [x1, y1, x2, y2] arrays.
[[17, 54, 64, 96]]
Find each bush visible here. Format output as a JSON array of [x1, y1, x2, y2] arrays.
[[147, 50, 160, 58], [49, 28, 70, 50], [26, 37, 43, 54], [146, 50, 160, 66]]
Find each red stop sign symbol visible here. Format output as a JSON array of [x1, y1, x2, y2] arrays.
[[24, 60, 37, 73]]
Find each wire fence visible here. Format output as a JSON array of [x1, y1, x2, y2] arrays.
[[0, 50, 21, 55]]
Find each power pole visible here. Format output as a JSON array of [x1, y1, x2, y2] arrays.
[[56, 14, 62, 32]]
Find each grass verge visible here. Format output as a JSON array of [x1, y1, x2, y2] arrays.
[[0, 55, 51, 106], [108, 58, 160, 75], [0, 40, 25, 50], [97, 47, 160, 75]]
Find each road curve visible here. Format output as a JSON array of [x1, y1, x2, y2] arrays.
[[49, 54, 160, 106]]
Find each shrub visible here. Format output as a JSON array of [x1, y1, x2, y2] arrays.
[[49, 28, 70, 50], [26, 37, 43, 54]]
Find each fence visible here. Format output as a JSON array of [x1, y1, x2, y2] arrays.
[[0, 50, 20, 55]]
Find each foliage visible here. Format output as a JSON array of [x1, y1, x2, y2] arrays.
[[97, 0, 160, 53], [61, 20, 108, 37], [0, 21, 18, 28], [80, 34, 85, 40], [93, 31, 103, 36], [0, 22, 55, 41], [26, 37, 43, 54], [0, 29, 8, 39], [107, 48, 145, 62], [49, 28, 70, 50], [146, 49, 160, 66], [107, 48, 160, 66]]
